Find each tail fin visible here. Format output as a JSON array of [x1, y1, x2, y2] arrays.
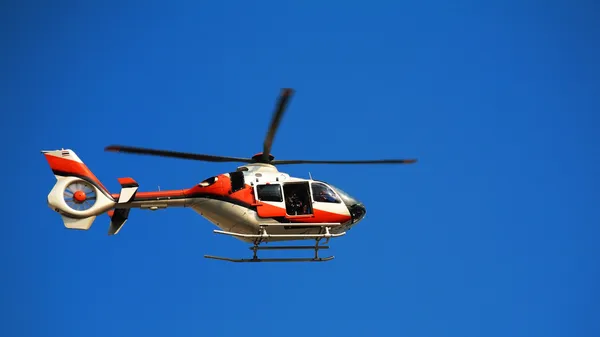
[[42, 149, 116, 230]]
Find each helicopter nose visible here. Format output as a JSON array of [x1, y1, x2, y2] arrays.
[[348, 203, 366, 224]]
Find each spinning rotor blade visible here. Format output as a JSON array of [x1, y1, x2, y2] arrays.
[[262, 88, 294, 163], [104, 88, 418, 167], [105, 145, 255, 163], [272, 158, 418, 165]]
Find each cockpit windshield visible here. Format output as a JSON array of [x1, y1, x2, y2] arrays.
[[311, 182, 341, 203], [327, 184, 361, 206]]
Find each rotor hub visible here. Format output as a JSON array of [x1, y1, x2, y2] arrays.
[[251, 152, 275, 163], [73, 190, 87, 203]]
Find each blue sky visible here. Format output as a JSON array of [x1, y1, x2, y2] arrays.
[[2, 1, 599, 336]]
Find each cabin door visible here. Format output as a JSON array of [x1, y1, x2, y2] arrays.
[[282, 182, 313, 217]]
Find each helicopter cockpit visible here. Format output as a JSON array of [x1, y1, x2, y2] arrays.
[[326, 184, 361, 207], [310, 182, 341, 203], [323, 183, 366, 224], [278, 181, 365, 220]]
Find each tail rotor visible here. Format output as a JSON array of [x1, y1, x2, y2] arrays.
[[64, 181, 97, 211]]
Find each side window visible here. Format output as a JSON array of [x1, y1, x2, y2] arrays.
[[257, 184, 283, 202], [229, 171, 245, 193], [311, 183, 341, 203]]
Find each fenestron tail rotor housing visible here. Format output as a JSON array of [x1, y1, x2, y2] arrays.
[[47, 176, 116, 219]]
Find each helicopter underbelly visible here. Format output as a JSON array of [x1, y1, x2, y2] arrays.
[[189, 198, 345, 243], [189, 198, 254, 235]]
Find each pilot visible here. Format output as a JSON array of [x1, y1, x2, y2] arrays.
[[318, 190, 337, 202]]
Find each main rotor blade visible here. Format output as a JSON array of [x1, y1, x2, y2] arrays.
[[262, 88, 294, 162], [105, 145, 255, 163], [271, 158, 418, 165]]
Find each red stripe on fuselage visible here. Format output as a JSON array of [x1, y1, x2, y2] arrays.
[[110, 173, 230, 201], [274, 207, 352, 223], [111, 189, 187, 200]]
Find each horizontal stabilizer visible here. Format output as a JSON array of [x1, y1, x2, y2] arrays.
[[117, 177, 139, 204], [108, 208, 130, 235]]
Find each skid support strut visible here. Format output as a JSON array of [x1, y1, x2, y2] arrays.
[[204, 224, 345, 263]]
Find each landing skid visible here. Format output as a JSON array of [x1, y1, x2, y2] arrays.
[[204, 224, 345, 263]]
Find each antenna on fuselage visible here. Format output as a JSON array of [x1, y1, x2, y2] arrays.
[[308, 172, 313, 180]]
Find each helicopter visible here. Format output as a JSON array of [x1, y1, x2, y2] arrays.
[[42, 88, 417, 262]]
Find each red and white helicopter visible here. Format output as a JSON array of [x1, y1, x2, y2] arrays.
[[42, 88, 417, 262]]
